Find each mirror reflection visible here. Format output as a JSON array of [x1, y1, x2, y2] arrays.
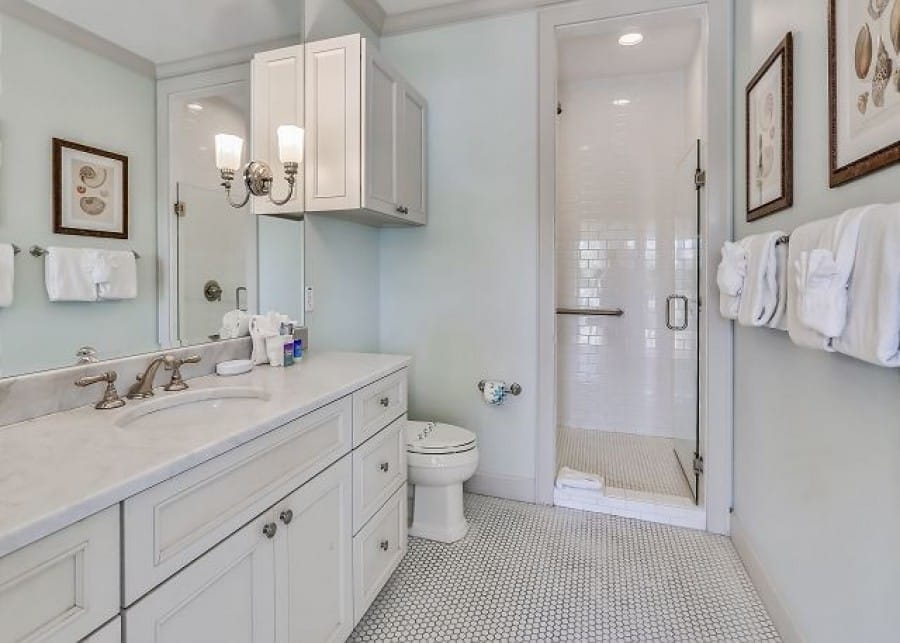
[[0, 0, 305, 377]]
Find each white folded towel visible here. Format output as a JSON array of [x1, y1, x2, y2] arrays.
[[555, 466, 604, 491], [95, 250, 137, 300], [738, 231, 785, 327], [0, 244, 14, 308], [768, 241, 789, 330], [788, 206, 866, 349], [219, 309, 252, 340], [250, 311, 289, 365], [717, 240, 748, 320], [44, 247, 97, 302], [832, 203, 900, 367]]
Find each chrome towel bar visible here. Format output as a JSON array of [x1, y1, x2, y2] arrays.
[[11, 244, 21, 255], [556, 307, 624, 317], [29, 245, 140, 259]]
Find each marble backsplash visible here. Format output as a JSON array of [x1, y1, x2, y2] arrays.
[[0, 338, 252, 428]]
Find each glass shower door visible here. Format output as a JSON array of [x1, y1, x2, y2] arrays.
[[670, 140, 703, 502]]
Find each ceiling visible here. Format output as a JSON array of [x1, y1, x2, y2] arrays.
[[24, 0, 301, 65], [558, 9, 703, 84], [376, 0, 463, 14]]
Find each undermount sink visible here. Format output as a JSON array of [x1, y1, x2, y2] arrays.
[[115, 386, 271, 429]]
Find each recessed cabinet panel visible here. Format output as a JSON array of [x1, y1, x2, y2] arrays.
[[364, 48, 400, 217], [252, 45, 304, 216], [353, 415, 407, 531], [399, 86, 427, 224], [352, 368, 408, 447], [83, 617, 121, 643], [305, 35, 361, 211], [0, 505, 119, 643]]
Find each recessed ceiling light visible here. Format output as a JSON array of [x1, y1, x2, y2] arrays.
[[186, 102, 204, 112], [612, 98, 631, 106], [618, 32, 644, 46]]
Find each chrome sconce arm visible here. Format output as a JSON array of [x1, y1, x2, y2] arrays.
[[219, 160, 300, 209]]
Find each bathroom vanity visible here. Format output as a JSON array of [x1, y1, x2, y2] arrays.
[[0, 353, 409, 642]]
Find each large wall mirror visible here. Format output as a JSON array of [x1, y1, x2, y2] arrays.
[[0, 0, 305, 377]]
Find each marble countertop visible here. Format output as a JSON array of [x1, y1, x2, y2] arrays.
[[0, 352, 410, 559]]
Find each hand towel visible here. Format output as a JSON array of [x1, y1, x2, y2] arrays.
[[219, 309, 251, 340], [787, 206, 867, 350], [717, 240, 748, 320], [767, 241, 789, 330], [555, 466, 604, 491], [250, 311, 288, 365], [738, 231, 785, 327], [0, 244, 14, 308], [832, 203, 900, 367], [44, 247, 97, 302], [95, 250, 138, 300]]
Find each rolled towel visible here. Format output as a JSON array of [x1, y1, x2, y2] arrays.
[[555, 466, 604, 491], [788, 206, 866, 349], [832, 203, 900, 367], [738, 231, 785, 327], [219, 309, 251, 340], [0, 243, 14, 308], [44, 247, 97, 302], [717, 240, 748, 320], [249, 311, 289, 365]]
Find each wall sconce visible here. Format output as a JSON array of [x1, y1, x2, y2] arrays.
[[215, 125, 304, 209]]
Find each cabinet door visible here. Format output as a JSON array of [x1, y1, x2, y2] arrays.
[[362, 46, 400, 217], [305, 34, 362, 212], [397, 83, 427, 225], [274, 457, 353, 643], [125, 513, 277, 643], [252, 44, 305, 216]]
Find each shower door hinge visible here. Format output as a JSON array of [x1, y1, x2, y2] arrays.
[[173, 201, 186, 217], [694, 169, 706, 190], [693, 455, 704, 475]]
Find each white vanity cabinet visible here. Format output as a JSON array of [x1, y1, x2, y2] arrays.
[[251, 44, 305, 217], [304, 34, 427, 226]]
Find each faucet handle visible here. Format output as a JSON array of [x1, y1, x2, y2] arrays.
[[76, 371, 126, 410], [164, 354, 201, 392]]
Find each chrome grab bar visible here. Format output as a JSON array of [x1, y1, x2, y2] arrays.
[[556, 307, 624, 317]]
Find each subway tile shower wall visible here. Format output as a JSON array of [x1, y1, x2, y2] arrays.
[[556, 72, 698, 439]]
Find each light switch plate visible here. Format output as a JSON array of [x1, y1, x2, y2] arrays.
[[304, 286, 315, 312]]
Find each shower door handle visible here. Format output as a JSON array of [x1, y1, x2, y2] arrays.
[[665, 295, 689, 331]]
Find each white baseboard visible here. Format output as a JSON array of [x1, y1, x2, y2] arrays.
[[730, 513, 804, 643], [465, 472, 535, 503]]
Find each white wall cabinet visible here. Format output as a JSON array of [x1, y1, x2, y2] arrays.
[[252, 44, 305, 217], [305, 34, 427, 226]]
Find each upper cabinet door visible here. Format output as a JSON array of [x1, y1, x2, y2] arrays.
[[398, 84, 427, 225], [305, 35, 362, 212], [362, 47, 400, 218], [252, 44, 304, 216]]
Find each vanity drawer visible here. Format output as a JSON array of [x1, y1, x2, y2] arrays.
[[352, 484, 407, 622], [353, 415, 407, 532], [352, 369, 408, 446], [123, 396, 352, 605], [0, 505, 119, 643]]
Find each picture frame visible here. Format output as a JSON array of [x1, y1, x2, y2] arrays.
[[746, 32, 793, 221], [829, 0, 900, 187], [53, 138, 128, 239]]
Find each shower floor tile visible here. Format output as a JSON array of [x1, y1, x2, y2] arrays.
[[350, 494, 780, 642], [557, 426, 693, 499]]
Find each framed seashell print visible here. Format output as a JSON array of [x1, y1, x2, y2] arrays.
[[829, 0, 900, 186], [746, 33, 793, 221], [52, 138, 128, 238]]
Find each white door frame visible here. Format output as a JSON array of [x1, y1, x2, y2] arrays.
[[535, 0, 734, 534]]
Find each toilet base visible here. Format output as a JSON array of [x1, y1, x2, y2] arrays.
[[409, 482, 469, 543]]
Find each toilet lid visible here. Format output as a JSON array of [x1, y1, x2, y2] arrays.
[[406, 421, 476, 454]]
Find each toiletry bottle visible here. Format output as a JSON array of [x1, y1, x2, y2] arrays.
[[283, 334, 294, 366], [293, 327, 303, 360]]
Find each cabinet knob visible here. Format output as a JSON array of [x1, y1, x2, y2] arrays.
[[379, 539, 390, 551], [279, 509, 294, 525], [262, 522, 278, 539], [395, 204, 404, 213], [378, 462, 390, 473], [379, 396, 390, 408]]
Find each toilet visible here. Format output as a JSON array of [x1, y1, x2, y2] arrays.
[[406, 421, 479, 543]]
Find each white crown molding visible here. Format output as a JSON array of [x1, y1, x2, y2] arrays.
[[155, 36, 302, 79], [347, 0, 386, 36], [0, 0, 155, 77], [380, 0, 571, 35]]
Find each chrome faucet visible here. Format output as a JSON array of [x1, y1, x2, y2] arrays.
[[127, 356, 168, 399]]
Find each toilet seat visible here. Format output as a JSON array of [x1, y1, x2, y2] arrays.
[[406, 421, 476, 455]]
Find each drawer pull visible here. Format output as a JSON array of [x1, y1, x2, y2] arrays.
[[279, 509, 294, 525], [378, 462, 390, 473], [379, 396, 390, 407], [263, 522, 278, 539], [379, 539, 390, 551]]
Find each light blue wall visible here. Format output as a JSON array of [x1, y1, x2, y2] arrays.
[[733, 2, 900, 641], [0, 13, 157, 376], [379, 13, 539, 493]]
